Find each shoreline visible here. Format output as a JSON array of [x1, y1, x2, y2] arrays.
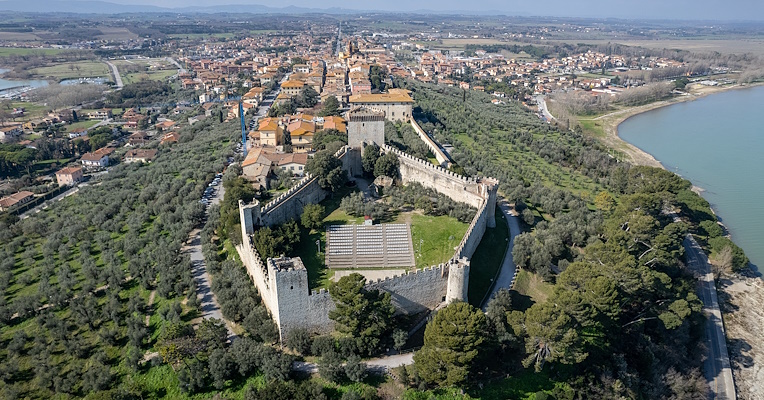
[[601, 81, 764, 170], [605, 82, 764, 269]]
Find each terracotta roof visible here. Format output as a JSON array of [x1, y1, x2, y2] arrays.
[[276, 153, 308, 166], [280, 80, 305, 88], [242, 146, 267, 167], [125, 149, 158, 160], [95, 147, 116, 156], [56, 166, 82, 175], [349, 89, 414, 104], [287, 121, 315, 136], [258, 118, 280, 132], [81, 152, 107, 162], [0, 191, 34, 208]]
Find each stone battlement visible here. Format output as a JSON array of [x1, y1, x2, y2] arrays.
[[381, 144, 476, 185], [237, 137, 497, 340], [409, 119, 451, 168], [256, 145, 350, 223]]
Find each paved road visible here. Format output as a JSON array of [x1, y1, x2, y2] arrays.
[[19, 186, 79, 220], [104, 60, 123, 89], [253, 73, 290, 119], [683, 234, 736, 400], [481, 201, 521, 309], [535, 95, 554, 122], [166, 57, 186, 73], [183, 181, 237, 339]]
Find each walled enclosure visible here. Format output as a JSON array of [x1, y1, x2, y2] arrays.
[[237, 142, 498, 340]]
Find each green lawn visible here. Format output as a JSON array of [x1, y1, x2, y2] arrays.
[[32, 61, 110, 80], [0, 47, 65, 57], [468, 368, 574, 400], [123, 69, 176, 85], [510, 269, 555, 312], [292, 186, 470, 289], [408, 214, 467, 268], [7, 101, 48, 121], [64, 119, 99, 132], [577, 118, 605, 138], [292, 185, 360, 289], [467, 206, 510, 307]]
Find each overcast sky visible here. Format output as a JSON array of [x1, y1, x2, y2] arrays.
[[113, 0, 764, 20]]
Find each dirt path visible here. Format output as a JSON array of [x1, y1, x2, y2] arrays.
[[145, 290, 156, 327]]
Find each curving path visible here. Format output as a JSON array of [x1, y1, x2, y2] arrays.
[[481, 200, 521, 310]]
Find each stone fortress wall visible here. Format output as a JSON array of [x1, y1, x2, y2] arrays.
[[237, 132, 498, 340], [408, 119, 451, 168], [243, 146, 361, 228]]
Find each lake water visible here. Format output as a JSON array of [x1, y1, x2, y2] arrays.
[[619, 85, 764, 271], [0, 68, 49, 91]]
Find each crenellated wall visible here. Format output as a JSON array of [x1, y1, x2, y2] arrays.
[[237, 142, 498, 341], [409, 119, 451, 168], [247, 146, 358, 227], [381, 144, 487, 209]]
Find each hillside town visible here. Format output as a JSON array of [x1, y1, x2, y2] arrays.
[[0, 12, 758, 400]]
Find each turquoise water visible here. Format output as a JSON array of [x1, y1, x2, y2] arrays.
[[619, 85, 764, 271]]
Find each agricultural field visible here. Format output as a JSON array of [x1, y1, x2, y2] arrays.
[[31, 61, 110, 81], [5, 101, 49, 122], [0, 47, 66, 57], [95, 27, 139, 41], [122, 70, 177, 85], [112, 58, 177, 84], [0, 32, 42, 42], [0, 117, 239, 398], [555, 38, 764, 56]]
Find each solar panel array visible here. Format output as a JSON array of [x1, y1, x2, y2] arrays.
[[325, 224, 415, 268]]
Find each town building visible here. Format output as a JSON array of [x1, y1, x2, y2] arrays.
[[124, 149, 158, 163], [0, 191, 34, 212], [348, 89, 414, 122], [80, 147, 114, 169], [55, 166, 84, 186], [0, 125, 23, 143]]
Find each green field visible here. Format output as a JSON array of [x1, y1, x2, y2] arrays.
[[7, 101, 48, 121], [409, 214, 467, 268], [0, 47, 66, 57], [64, 119, 100, 132], [123, 70, 176, 85], [292, 186, 471, 289], [32, 61, 110, 80]]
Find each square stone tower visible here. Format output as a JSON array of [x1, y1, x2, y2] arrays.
[[347, 107, 385, 149]]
